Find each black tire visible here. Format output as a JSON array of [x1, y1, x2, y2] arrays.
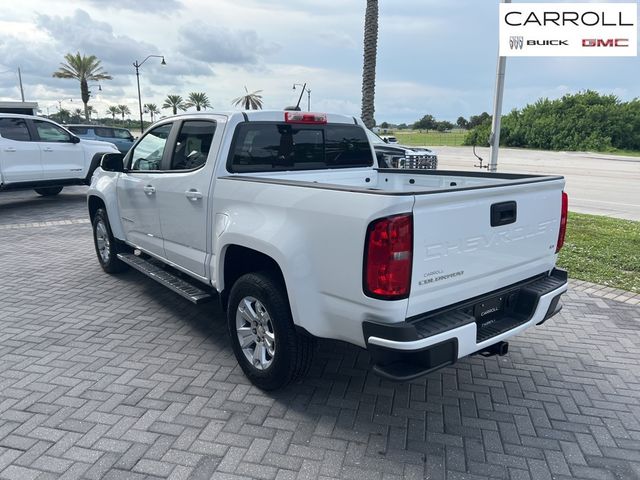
[[92, 208, 128, 274], [227, 272, 315, 390], [34, 186, 63, 196]]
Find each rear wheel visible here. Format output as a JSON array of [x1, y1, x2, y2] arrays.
[[34, 186, 63, 196], [92, 208, 128, 273], [228, 272, 315, 390]]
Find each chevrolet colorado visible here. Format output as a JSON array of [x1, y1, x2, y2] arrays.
[[87, 110, 568, 390]]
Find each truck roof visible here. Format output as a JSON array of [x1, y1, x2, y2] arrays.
[[164, 110, 360, 125]]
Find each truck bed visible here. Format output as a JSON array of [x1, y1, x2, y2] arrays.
[[220, 168, 563, 195], [217, 166, 565, 332]]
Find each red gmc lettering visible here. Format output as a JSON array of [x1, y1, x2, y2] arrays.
[[582, 38, 629, 47]]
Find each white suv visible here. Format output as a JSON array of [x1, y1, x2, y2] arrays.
[[0, 114, 119, 196]]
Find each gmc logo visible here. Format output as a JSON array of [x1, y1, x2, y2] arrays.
[[582, 38, 629, 47]]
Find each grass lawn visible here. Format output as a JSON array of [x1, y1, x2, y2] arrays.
[[557, 212, 640, 293], [391, 130, 466, 147]]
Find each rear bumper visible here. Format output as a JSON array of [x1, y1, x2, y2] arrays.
[[364, 268, 568, 381]]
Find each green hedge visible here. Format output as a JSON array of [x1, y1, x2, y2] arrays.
[[464, 91, 640, 152]]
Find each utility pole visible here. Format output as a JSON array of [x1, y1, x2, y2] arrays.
[[489, 0, 511, 173], [17, 67, 24, 102]]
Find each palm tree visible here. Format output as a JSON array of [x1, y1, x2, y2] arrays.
[[232, 86, 263, 110], [52, 52, 112, 122], [163, 94, 187, 115], [185, 92, 212, 112], [72, 108, 83, 122], [107, 105, 119, 122], [360, 0, 378, 129], [117, 104, 131, 122], [144, 103, 160, 123], [57, 108, 71, 123]]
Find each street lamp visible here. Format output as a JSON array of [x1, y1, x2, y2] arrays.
[[88, 83, 102, 96], [292, 83, 311, 111], [57, 98, 74, 111], [133, 55, 166, 133], [0, 68, 25, 102], [86, 84, 103, 122]]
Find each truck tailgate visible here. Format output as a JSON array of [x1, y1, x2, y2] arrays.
[[407, 178, 564, 318]]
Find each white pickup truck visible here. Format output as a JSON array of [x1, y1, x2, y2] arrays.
[[88, 110, 568, 390], [0, 114, 119, 196]]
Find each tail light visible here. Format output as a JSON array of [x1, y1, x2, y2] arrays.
[[556, 191, 568, 253], [364, 214, 413, 299], [284, 112, 327, 124]]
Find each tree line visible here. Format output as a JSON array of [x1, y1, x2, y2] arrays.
[[379, 112, 491, 132], [464, 91, 640, 152]]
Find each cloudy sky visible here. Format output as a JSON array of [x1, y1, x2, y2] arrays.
[[0, 0, 638, 123]]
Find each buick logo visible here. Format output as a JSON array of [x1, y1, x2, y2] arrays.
[[510, 36, 524, 49]]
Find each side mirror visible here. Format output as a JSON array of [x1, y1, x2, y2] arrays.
[[70, 135, 81, 144], [383, 138, 389, 143], [101, 153, 125, 172]]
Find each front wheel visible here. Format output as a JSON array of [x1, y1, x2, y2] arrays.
[[34, 186, 63, 196], [228, 272, 315, 390], [92, 208, 128, 274]]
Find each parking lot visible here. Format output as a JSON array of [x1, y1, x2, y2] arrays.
[[0, 188, 639, 480]]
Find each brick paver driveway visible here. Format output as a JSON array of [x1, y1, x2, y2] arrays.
[[1, 188, 639, 480]]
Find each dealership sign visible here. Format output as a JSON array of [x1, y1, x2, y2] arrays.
[[499, 3, 637, 56]]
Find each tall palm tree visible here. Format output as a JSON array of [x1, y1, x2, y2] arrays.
[[360, 0, 378, 129], [232, 86, 263, 110], [52, 52, 112, 122], [117, 104, 131, 122], [185, 92, 212, 111], [162, 94, 187, 115], [107, 105, 119, 122], [144, 103, 160, 123]]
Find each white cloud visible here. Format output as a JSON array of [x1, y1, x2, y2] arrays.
[[0, 0, 637, 123]]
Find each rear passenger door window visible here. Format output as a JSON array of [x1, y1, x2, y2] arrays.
[[94, 127, 115, 139], [0, 118, 31, 141], [128, 123, 172, 171], [169, 120, 216, 171]]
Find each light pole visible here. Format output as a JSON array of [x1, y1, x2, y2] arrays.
[[88, 83, 102, 96], [0, 68, 25, 102], [133, 55, 166, 133], [293, 83, 311, 111], [57, 98, 74, 111], [489, 0, 512, 172], [87, 84, 102, 122]]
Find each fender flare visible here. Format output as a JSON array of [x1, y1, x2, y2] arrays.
[[84, 152, 109, 184]]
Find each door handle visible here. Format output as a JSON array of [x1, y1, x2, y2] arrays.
[[185, 189, 203, 201], [42, 147, 54, 152], [4, 147, 16, 152], [143, 185, 156, 195]]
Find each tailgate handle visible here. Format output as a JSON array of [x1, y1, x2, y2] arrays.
[[491, 201, 517, 227]]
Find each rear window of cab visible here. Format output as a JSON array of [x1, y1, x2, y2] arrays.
[[228, 123, 373, 173]]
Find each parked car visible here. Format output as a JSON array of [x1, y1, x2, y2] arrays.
[[0, 114, 119, 196], [368, 130, 438, 169], [88, 110, 568, 390], [67, 125, 135, 154]]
